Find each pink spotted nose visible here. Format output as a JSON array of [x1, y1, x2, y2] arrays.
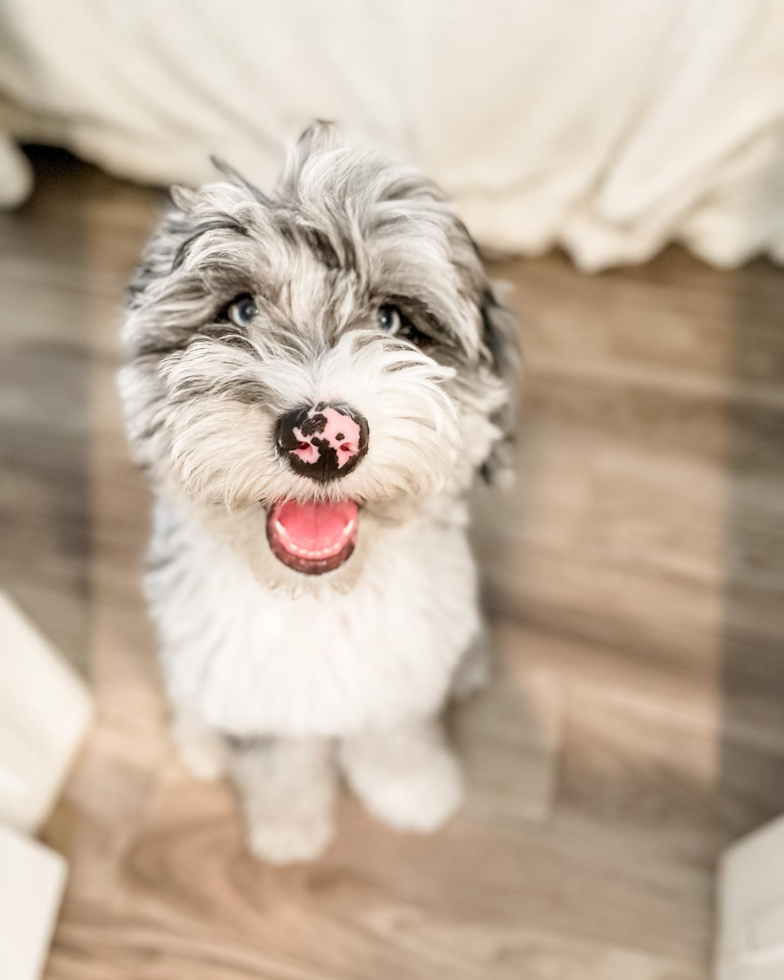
[[275, 404, 369, 483]]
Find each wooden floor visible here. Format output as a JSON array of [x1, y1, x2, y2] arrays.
[[2, 149, 784, 979]]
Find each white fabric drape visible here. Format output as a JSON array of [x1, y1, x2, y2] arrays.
[[0, 0, 782, 270]]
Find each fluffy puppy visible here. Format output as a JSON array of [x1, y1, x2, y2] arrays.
[[119, 121, 518, 864]]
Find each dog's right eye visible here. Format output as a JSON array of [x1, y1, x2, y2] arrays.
[[377, 302, 433, 349], [377, 304, 403, 334], [225, 294, 258, 327]]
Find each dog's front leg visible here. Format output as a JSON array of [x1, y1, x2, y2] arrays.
[[172, 705, 231, 782], [339, 718, 464, 833], [229, 736, 337, 865]]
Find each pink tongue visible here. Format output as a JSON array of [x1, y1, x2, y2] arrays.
[[271, 499, 358, 558]]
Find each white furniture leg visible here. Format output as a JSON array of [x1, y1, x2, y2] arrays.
[[717, 816, 784, 980], [0, 824, 67, 980], [0, 591, 93, 833]]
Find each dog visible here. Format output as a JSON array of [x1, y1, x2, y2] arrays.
[[119, 121, 518, 864]]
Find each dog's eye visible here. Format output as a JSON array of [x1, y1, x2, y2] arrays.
[[377, 302, 434, 349], [227, 294, 258, 327], [377, 304, 403, 335]]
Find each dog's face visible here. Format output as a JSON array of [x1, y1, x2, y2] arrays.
[[120, 123, 517, 587]]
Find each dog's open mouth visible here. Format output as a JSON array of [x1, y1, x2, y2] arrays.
[[266, 499, 358, 575]]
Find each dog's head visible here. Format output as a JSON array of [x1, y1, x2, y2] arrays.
[[120, 122, 518, 586]]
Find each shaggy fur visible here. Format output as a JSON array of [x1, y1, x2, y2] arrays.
[[119, 121, 518, 864]]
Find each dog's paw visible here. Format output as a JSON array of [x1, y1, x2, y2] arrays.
[[349, 743, 464, 834], [173, 724, 229, 782], [246, 811, 334, 865]]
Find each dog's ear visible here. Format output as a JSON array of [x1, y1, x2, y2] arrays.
[[481, 286, 519, 381], [126, 185, 209, 311], [281, 120, 345, 187], [296, 119, 345, 158], [126, 202, 191, 311], [479, 285, 521, 487], [128, 164, 266, 312]]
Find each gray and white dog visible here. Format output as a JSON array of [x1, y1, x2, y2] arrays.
[[120, 121, 517, 864]]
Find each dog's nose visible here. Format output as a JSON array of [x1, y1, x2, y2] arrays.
[[276, 404, 369, 482]]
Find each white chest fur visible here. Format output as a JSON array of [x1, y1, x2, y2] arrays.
[[147, 505, 480, 738]]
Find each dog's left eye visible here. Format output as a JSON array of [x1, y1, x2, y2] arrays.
[[227, 294, 258, 327], [377, 304, 402, 335]]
